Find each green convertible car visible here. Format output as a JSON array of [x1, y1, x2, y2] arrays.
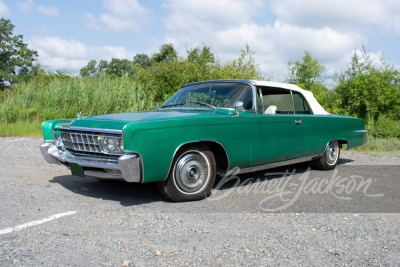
[[40, 80, 367, 201]]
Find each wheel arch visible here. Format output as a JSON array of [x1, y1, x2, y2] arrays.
[[316, 139, 348, 161], [165, 140, 230, 181], [336, 139, 350, 150]]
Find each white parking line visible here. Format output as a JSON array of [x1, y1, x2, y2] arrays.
[[6, 138, 26, 143], [0, 211, 77, 235]]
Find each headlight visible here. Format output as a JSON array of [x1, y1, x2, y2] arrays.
[[53, 130, 64, 149], [100, 137, 124, 154]]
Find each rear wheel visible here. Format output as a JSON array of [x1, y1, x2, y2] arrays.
[[313, 140, 340, 170], [157, 145, 216, 202]]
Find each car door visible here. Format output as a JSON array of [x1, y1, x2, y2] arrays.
[[249, 87, 303, 166], [291, 91, 326, 157]]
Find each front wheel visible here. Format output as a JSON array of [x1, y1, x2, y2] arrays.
[[157, 145, 216, 202], [313, 140, 340, 170]]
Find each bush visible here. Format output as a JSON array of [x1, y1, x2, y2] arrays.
[[366, 114, 400, 138]]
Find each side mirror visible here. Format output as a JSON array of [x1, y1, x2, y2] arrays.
[[234, 101, 244, 116]]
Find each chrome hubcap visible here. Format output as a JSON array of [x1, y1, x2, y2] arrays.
[[327, 141, 339, 165], [175, 152, 209, 193]]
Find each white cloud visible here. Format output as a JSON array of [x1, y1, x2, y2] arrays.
[[83, 13, 101, 31], [29, 36, 136, 71], [270, 0, 400, 33], [384, 15, 400, 35], [38, 5, 59, 17], [163, 0, 263, 33], [0, 1, 10, 17], [161, 0, 365, 80], [17, 0, 34, 14], [214, 22, 363, 79], [99, 0, 153, 35]]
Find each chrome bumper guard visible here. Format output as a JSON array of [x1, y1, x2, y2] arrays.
[[39, 142, 142, 182], [362, 130, 368, 145]]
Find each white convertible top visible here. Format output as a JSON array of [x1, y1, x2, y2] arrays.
[[251, 80, 329, 115]]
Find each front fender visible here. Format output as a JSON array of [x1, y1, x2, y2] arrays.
[[122, 116, 251, 182]]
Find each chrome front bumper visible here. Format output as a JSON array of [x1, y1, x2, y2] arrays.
[[39, 142, 142, 182]]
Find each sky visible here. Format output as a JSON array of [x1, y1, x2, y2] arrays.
[[1, 0, 400, 81]]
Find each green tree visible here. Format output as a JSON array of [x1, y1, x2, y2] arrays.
[[17, 62, 46, 82], [98, 60, 108, 74], [152, 44, 178, 63], [133, 53, 151, 69], [187, 45, 215, 64], [0, 18, 38, 89], [187, 45, 215, 80], [214, 45, 263, 80], [106, 58, 133, 77], [135, 45, 263, 101], [286, 51, 328, 103], [80, 60, 98, 77], [320, 47, 400, 137], [287, 51, 326, 86], [333, 49, 400, 122]]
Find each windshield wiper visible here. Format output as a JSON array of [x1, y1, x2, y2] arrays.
[[189, 101, 217, 111], [154, 103, 185, 109]]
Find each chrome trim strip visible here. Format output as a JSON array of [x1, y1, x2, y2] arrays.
[[50, 148, 120, 169], [258, 87, 264, 114], [156, 106, 215, 111], [290, 90, 295, 114], [236, 155, 320, 175], [59, 126, 122, 134], [362, 130, 368, 145], [84, 171, 124, 180], [251, 84, 257, 112], [345, 130, 368, 136], [180, 79, 257, 89], [123, 115, 235, 127], [121, 114, 240, 133]]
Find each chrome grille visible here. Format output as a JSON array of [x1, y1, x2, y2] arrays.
[[60, 129, 122, 155]]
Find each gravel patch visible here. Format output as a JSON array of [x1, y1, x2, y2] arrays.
[[341, 150, 400, 165], [0, 137, 399, 266]]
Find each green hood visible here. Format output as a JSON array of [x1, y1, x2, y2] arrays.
[[68, 109, 234, 130]]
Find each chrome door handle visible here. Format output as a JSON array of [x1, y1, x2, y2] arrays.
[[295, 120, 302, 125]]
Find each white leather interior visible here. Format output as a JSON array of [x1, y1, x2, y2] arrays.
[[264, 105, 277, 114]]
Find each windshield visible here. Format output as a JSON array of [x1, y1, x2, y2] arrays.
[[161, 82, 253, 109]]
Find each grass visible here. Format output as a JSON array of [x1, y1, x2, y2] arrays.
[[351, 135, 400, 152], [0, 74, 158, 125], [0, 122, 42, 137], [0, 74, 159, 137]]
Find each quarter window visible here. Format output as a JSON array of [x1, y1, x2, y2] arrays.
[[292, 92, 312, 114]]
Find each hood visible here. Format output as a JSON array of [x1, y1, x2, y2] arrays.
[[67, 109, 234, 130]]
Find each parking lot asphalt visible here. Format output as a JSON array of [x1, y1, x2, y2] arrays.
[[1, 137, 399, 266]]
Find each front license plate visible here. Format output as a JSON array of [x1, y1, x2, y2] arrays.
[[70, 163, 85, 178]]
